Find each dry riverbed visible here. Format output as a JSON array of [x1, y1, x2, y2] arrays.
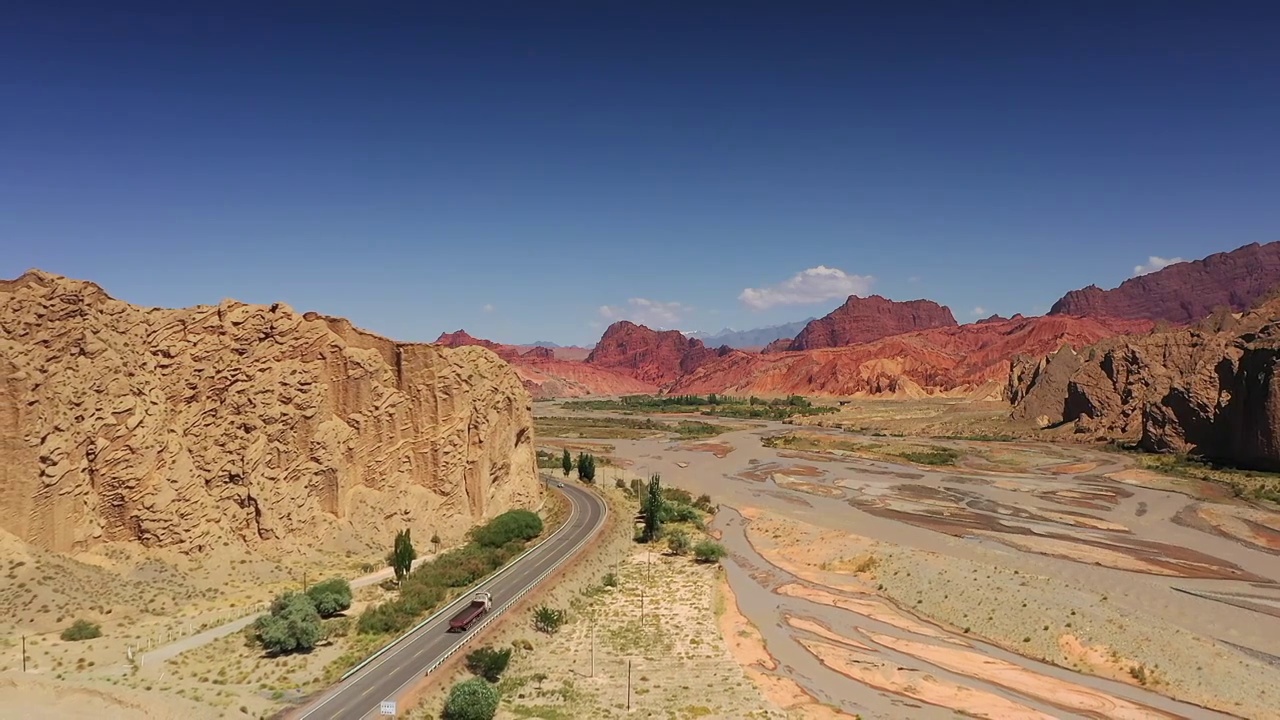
[[536, 400, 1280, 720]]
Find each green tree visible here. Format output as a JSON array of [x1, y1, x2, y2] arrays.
[[693, 540, 727, 563], [306, 578, 352, 618], [532, 605, 566, 634], [465, 645, 512, 682], [580, 454, 596, 483], [641, 474, 664, 542], [387, 529, 416, 585], [254, 593, 323, 654], [666, 528, 691, 555], [431, 532, 442, 553], [443, 677, 500, 720], [60, 619, 101, 641], [561, 448, 572, 477]]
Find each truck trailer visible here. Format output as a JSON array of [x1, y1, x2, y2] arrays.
[[448, 591, 492, 632]]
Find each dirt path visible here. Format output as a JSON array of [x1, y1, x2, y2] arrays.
[[139, 555, 435, 671]]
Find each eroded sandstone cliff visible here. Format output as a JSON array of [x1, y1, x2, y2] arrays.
[[0, 271, 541, 555], [1009, 302, 1280, 470]]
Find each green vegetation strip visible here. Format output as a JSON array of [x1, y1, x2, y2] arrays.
[[560, 393, 837, 420], [358, 510, 545, 635], [536, 415, 729, 440]]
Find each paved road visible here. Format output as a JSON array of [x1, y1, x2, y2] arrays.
[[291, 480, 607, 720]]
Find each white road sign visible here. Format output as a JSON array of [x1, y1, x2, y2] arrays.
[[380, 700, 397, 716]]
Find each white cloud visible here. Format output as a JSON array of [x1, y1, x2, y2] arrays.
[[908, 275, 921, 284], [971, 306, 987, 317], [598, 298, 689, 329], [481, 303, 495, 313], [738, 265, 874, 311], [1132, 256, 1185, 277]]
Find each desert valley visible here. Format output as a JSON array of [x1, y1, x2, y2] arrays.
[[1, 240, 1279, 719], [6, 6, 1280, 719]]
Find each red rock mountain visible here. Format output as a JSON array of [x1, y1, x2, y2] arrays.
[[671, 315, 1151, 399], [434, 330, 652, 399], [1049, 241, 1280, 323], [785, 295, 957, 351], [585, 321, 722, 386], [1009, 303, 1280, 470]]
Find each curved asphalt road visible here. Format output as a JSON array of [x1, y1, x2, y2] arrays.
[[291, 480, 607, 720]]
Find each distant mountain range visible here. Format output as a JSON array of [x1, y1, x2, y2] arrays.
[[686, 319, 815, 348]]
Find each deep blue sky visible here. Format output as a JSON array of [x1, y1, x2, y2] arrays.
[[4, 2, 1279, 345]]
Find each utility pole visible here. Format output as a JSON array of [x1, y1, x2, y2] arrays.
[[590, 622, 595, 678], [21, 635, 26, 672], [627, 659, 632, 711], [302, 569, 308, 592]]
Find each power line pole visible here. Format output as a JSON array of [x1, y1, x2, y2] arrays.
[[21, 635, 26, 672], [590, 622, 595, 678], [627, 659, 632, 711]]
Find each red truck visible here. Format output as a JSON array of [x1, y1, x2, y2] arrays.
[[448, 591, 492, 632]]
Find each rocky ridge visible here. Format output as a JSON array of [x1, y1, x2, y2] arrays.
[[672, 314, 1150, 399], [584, 321, 725, 386], [0, 271, 541, 554], [435, 329, 653, 398], [1049, 241, 1280, 323], [1009, 302, 1280, 469], [783, 295, 957, 351]]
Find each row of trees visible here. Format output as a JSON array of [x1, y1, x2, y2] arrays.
[[359, 511, 545, 636], [560, 448, 598, 483]]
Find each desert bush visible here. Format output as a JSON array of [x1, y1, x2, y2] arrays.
[[60, 619, 101, 642], [666, 529, 691, 555], [533, 605, 566, 634], [443, 677, 499, 720], [693, 540, 727, 563], [465, 645, 512, 682], [602, 572, 618, 587]]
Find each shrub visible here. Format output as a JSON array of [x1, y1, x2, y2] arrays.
[[306, 578, 352, 618], [443, 677, 500, 720], [465, 645, 512, 682], [471, 510, 543, 548], [615, 477, 627, 490], [60, 619, 101, 642], [666, 529, 691, 556], [533, 605, 566, 634], [602, 572, 618, 587], [693, 540, 727, 563]]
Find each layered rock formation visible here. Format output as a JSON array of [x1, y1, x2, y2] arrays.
[[672, 315, 1149, 399], [1009, 302, 1280, 469], [0, 271, 541, 555], [784, 295, 958, 351], [1049, 241, 1280, 323], [585, 321, 723, 386], [435, 329, 652, 398]]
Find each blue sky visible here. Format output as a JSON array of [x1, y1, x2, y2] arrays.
[[4, 2, 1279, 346]]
